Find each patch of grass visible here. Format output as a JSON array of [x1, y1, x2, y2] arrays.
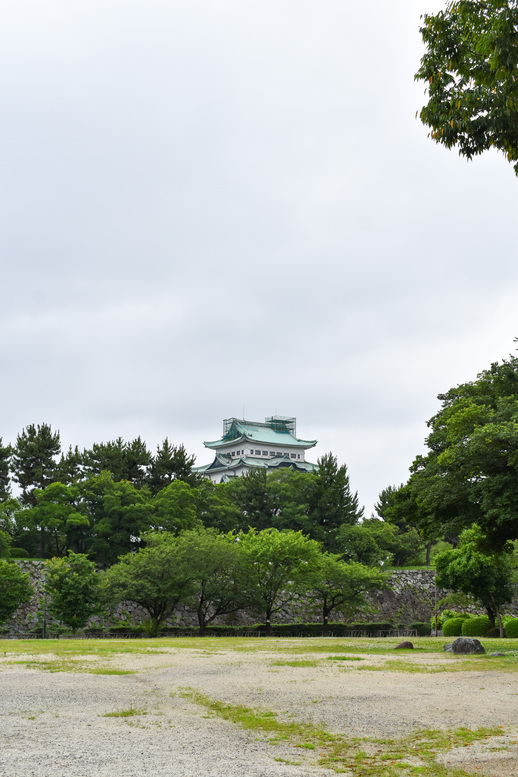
[[102, 707, 145, 718], [326, 656, 364, 661], [181, 688, 504, 776], [270, 660, 318, 667]]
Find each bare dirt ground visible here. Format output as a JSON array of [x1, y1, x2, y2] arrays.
[[1, 641, 517, 776]]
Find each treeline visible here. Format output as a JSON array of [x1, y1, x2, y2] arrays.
[[2, 528, 390, 637], [0, 426, 425, 566]]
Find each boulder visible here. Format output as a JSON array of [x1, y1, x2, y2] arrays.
[[443, 643, 453, 652], [394, 641, 413, 650], [451, 637, 485, 655]]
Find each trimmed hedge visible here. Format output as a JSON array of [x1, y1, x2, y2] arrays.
[[442, 617, 467, 637], [461, 616, 491, 637], [505, 618, 518, 638], [409, 621, 432, 637]]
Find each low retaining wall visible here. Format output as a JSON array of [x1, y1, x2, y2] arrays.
[[4, 562, 518, 638]]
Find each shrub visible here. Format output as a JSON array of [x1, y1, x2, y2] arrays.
[[485, 627, 501, 638], [442, 617, 467, 637], [432, 609, 471, 630], [9, 548, 29, 559], [409, 621, 432, 636], [461, 616, 491, 637], [504, 618, 518, 638]]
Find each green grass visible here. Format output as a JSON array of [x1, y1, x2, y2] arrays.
[[180, 688, 502, 776], [102, 707, 145, 717], [270, 660, 318, 667], [2, 636, 518, 677]]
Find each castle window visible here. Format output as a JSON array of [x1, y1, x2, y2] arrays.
[[269, 452, 275, 457], [255, 450, 260, 455], [291, 453, 296, 459], [262, 451, 268, 456]]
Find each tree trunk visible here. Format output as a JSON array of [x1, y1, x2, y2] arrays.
[[264, 610, 272, 636]]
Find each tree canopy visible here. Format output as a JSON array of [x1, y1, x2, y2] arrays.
[[405, 355, 518, 550], [416, 1, 518, 173], [0, 560, 33, 623], [435, 524, 516, 633], [44, 552, 103, 632]]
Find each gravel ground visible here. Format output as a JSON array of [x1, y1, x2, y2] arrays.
[[1, 643, 517, 776]]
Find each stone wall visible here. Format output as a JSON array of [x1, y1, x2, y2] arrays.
[[3, 562, 518, 637]]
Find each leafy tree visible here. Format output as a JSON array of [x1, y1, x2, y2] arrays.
[[408, 355, 518, 550], [335, 523, 393, 567], [435, 525, 516, 635], [175, 528, 246, 635], [0, 529, 12, 558], [308, 554, 389, 632], [236, 528, 322, 633], [0, 559, 33, 623], [415, 0, 518, 173], [44, 552, 103, 632], [150, 481, 200, 534], [374, 484, 428, 565], [0, 498, 39, 557], [0, 438, 12, 500], [307, 453, 364, 551], [103, 533, 196, 636]]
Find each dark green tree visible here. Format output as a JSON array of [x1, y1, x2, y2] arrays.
[[13, 423, 61, 506], [415, 0, 518, 173], [147, 440, 201, 493], [194, 480, 243, 533], [222, 468, 276, 531], [12, 424, 61, 555], [307, 453, 364, 551], [0, 559, 33, 623], [0, 438, 12, 500], [56, 446, 84, 485], [374, 484, 428, 565], [91, 479, 151, 565], [44, 552, 103, 632], [82, 437, 151, 487], [23, 483, 90, 557]]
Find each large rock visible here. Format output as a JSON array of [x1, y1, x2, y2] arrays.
[[394, 641, 413, 650], [451, 637, 485, 655]]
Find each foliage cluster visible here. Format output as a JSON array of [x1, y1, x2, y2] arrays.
[[416, 0, 518, 174]]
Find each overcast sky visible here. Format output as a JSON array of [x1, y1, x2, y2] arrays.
[[1, 1, 517, 516]]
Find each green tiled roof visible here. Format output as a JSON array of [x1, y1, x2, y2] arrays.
[[204, 417, 316, 450], [194, 454, 317, 475]]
